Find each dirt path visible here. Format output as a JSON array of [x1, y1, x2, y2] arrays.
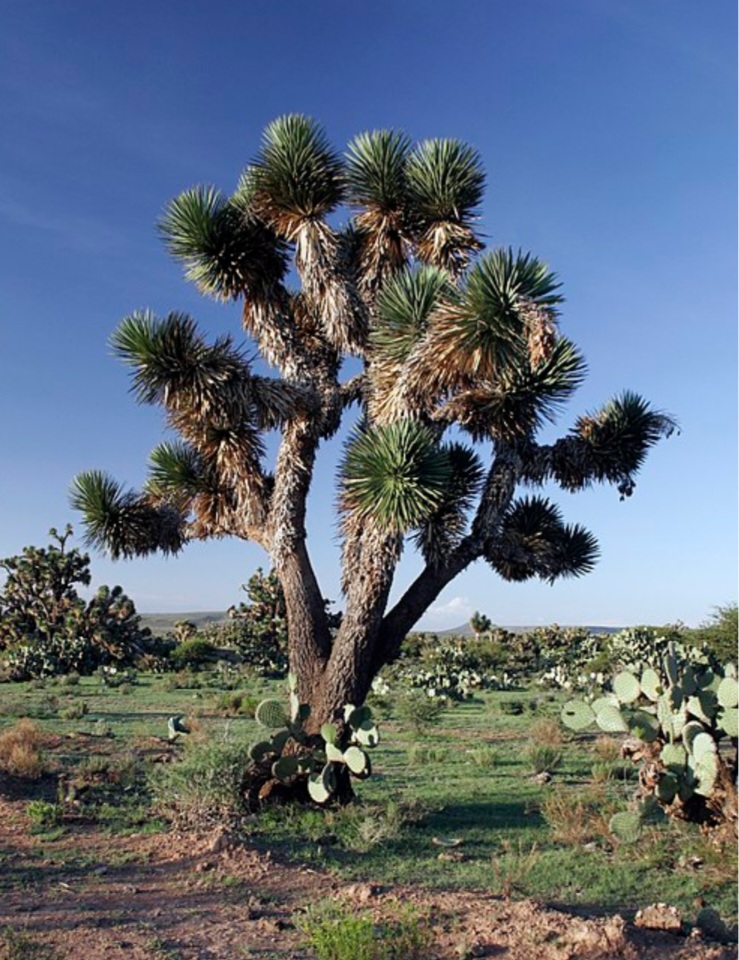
[[0, 797, 736, 960]]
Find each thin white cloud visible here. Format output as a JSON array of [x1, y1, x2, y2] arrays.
[[419, 595, 473, 630]]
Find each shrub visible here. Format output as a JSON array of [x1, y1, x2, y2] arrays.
[[297, 902, 431, 960], [525, 743, 563, 774], [59, 701, 88, 721], [0, 720, 46, 778], [26, 800, 62, 830], [168, 637, 216, 669], [540, 785, 612, 845], [396, 691, 448, 733], [213, 691, 259, 717], [150, 738, 253, 826], [467, 745, 500, 768], [688, 603, 738, 664]]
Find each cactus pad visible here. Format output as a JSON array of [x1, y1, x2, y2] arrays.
[[718, 706, 738, 738], [594, 704, 628, 733], [256, 699, 288, 729], [321, 723, 338, 745], [717, 677, 738, 709], [325, 741, 344, 763], [561, 700, 596, 731], [624, 709, 659, 742], [689, 731, 716, 762], [660, 743, 687, 771], [272, 755, 299, 782], [345, 704, 372, 728], [656, 772, 678, 804], [307, 772, 331, 804], [249, 740, 274, 763], [613, 671, 641, 704], [270, 729, 291, 752], [353, 721, 380, 747], [608, 811, 642, 843], [344, 745, 369, 775], [640, 668, 661, 701]]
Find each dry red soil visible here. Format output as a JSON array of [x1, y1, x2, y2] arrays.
[[0, 794, 736, 960]]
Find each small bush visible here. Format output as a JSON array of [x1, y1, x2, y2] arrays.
[[168, 637, 216, 670], [525, 743, 563, 774], [467, 745, 500, 769], [213, 691, 259, 717], [60, 701, 88, 721], [396, 691, 447, 733], [490, 839, 541, 899], [333, 799, 406, 853], [0, 720, 46, 778], [528, 719, 563, 747], [26, 800, 62, 831], [297, 902, 432, 960], [150, 738, 252, 826], [407, 743, 449, 767], [540, 785, 613, 845], [498, 699, 525, 716]]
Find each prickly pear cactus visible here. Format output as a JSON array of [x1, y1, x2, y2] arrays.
[[246, 680, 380, 807], [561, 642, 737, 827]]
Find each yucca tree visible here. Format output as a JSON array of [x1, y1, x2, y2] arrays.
[[71, 115, 675, 738]]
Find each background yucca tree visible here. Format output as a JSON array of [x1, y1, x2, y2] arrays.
[[71, 114, 676, 733]]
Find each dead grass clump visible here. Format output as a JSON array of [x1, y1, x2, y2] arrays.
[[0, 720, 47, 778], [591, 735, 621, 762], [528, 719, 564, 747], [540, 784, 612, 845]]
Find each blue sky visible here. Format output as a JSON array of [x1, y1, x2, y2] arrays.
[[0, 1, 735, 629]]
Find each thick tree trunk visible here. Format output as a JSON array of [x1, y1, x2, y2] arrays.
[[275, 542, 332, 702]]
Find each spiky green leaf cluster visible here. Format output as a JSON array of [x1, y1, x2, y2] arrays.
[[158, 185, 287, 301], [371, 265, 451, 364], [340, 420, 452, 534], [250, 114, 345, 232], [412, 443, 484, 566], [486, 495, 599, 583], [345, 130, 411, 212], [427, 248, 563, 382], [405, 139, 485, 224], [69, 471, 185, 559]]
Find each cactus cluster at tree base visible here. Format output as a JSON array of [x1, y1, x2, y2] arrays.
[[247, 674, 380, 806]]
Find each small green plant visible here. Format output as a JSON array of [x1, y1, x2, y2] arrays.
[[26, 800, 62, 831], [0, 926, 58, 959], [297, 901, 432, 960], [498, 699, 525, 716], [60, 700, 88, 720], [150, 738, 253, 826], [540, 785, 612, 845], [213, 690, 259, 717], [525, 743, 563, 774], [396, 690, 448, 733], [467, 745, 500, 768], [407, 743, 449, 767], [490, 840, 541, 899]]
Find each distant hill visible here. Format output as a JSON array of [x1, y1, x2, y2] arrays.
[[436, 623, 622, 637], [137, 611, 621, 638]]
